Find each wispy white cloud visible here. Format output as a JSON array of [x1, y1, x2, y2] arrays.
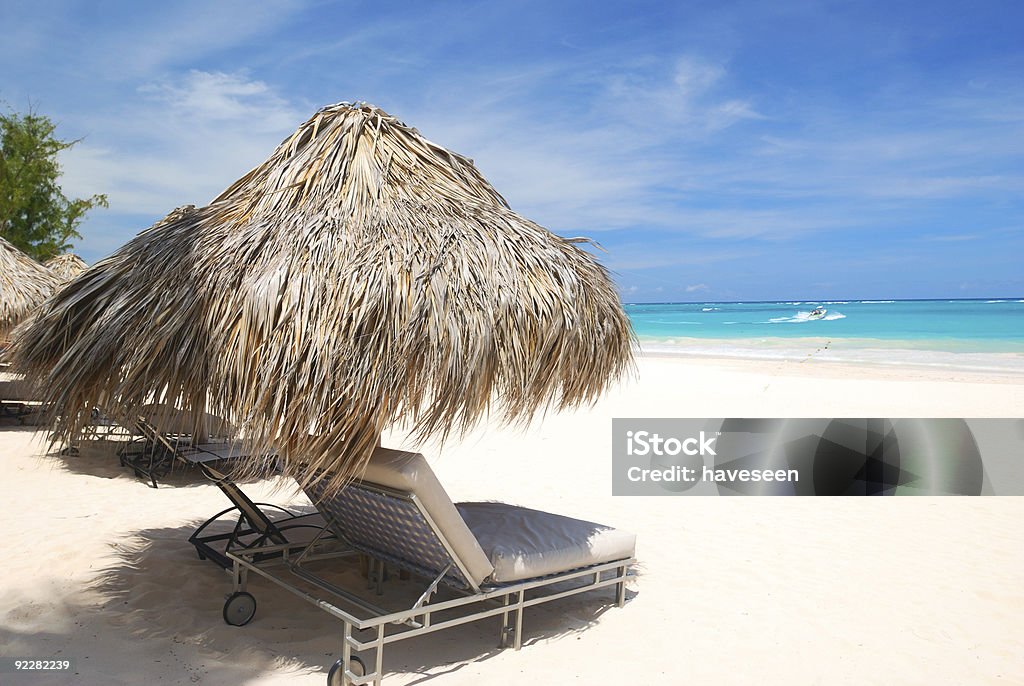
[[927, 233, 979, 242], [138, 71, 297, 125], [606, 246, 762, 271], [673, 57, 725, 94], [59, 70, 306, 254], [95, 1, 312, 77], [602, 55, 763, 133], [53, 42, 1024, 275], [391, 55, 772, 238], [6, 0, 1020, 299]]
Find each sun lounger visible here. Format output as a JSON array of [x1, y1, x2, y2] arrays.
[[56, 408, 138, 456], [123, 415, 271, 488], [217, 447, 636, 686], [0, 376, 49, 424], [189, 463, 335, 571]]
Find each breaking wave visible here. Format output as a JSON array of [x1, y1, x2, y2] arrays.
[[768, 310, 847, 324]]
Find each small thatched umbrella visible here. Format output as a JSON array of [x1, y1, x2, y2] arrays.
[[1, 236, 59, 340], [14, 103, 633, 495], [45, 253, 89, 283]]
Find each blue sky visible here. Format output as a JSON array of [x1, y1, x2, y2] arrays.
[[2, 0, 1022, 301]]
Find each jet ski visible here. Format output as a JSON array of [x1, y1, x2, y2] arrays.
[[808, 306, 827, 320]]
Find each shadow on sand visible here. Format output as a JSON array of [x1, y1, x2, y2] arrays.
[[28, 436, 274, 491], [1, 520, 637, 685]]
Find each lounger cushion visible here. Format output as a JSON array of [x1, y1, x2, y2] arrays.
[[0, 377, 36, 401], [358, 448, 495, 587], [456, 502, 636, 583], [139, 403, 235, 438]]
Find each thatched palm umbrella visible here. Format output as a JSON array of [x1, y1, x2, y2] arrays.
[[45, 253, 89, 283], [1, 236, 59, 340], [14, 102, 633, 495]]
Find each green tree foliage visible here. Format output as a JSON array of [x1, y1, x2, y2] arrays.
[[0, 106, 107, 261]]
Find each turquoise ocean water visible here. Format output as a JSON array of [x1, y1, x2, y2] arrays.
[[627, 299, 1024, 364]]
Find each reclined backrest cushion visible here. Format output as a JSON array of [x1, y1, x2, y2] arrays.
[[348, 448, 494, 587], [0, 377, 35, 401]]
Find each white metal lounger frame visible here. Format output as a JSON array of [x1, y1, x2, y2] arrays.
[[222, 480, 634, 686]]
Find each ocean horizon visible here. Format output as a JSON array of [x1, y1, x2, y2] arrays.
[[626, 298, 1024, 372]]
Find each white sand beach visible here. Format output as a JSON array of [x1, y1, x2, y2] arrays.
[[2, 353, 1023, 685]]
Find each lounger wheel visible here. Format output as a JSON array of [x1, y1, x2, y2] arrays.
[[222, 591, 256, 626], [327, 656, 365, 685]]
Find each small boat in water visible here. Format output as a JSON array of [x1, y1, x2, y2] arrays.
[[808, 306, 827, 320]]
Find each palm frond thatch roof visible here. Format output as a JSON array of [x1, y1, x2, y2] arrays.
[[1, 236, 59, 335], [44, 253, 89, 283], [13, 102, 634, 495]]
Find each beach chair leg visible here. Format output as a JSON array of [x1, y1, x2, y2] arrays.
[[498, 590, 525, 650], [616, 565, 627, 608], [365, 558, 386, 596], [365, 557, 375, 589], [145, 449, 160, 488], [231, 558, 249, 593], [328, 622, 370, 686], [372, 624, 385, 685], [499, 593, 511, 648], [359, 553, 369, 580], [513, 589, 524, 651], [341, 622, 352, 683]]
